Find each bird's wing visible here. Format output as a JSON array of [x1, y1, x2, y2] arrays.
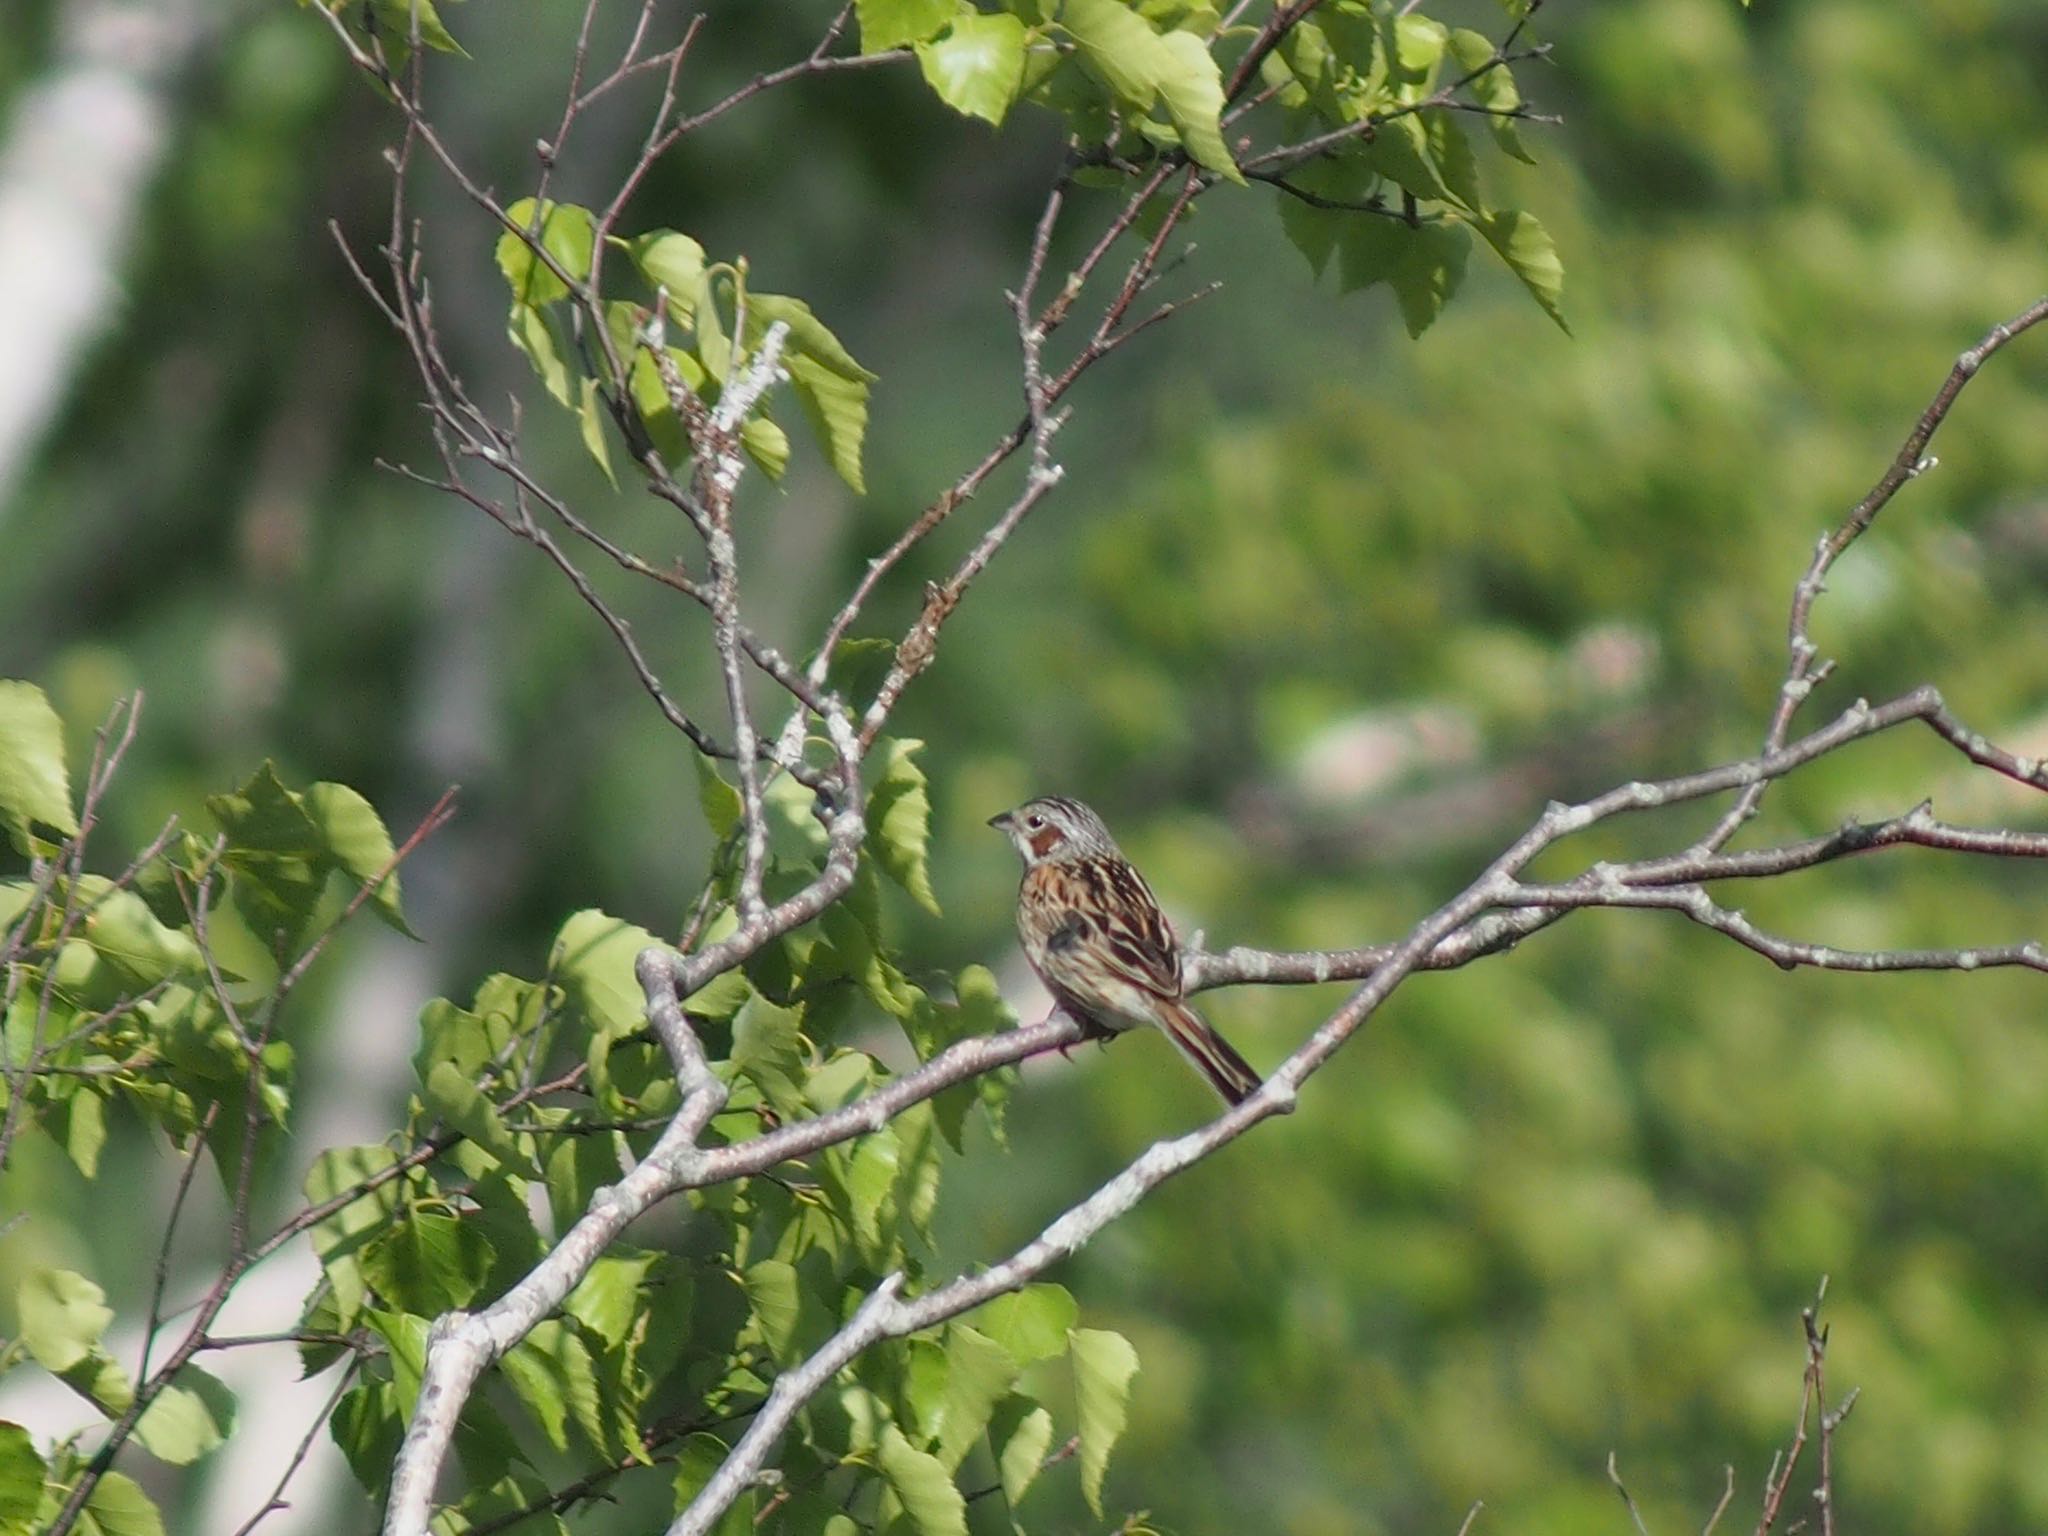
[[1065, 857, 1186, 1001]]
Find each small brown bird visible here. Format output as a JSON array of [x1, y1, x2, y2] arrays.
[[989, 796, 1262, 1106]]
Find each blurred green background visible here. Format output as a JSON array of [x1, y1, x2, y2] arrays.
[[4, 0, 2048, 1531]]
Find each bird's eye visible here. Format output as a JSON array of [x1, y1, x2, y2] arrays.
[[1025, 814, 1045, 831]]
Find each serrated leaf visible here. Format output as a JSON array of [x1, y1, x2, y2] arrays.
[[1069, 1328, 1139, 1515], [1387, 11, 1446, 94], [917, 10, 1029, 126], [877, 1423, 966, 1536], [1061, 0, 1165, 106], [80, 886, 204, 987], [0, 1421, 45, 1536], [550, 909, 660, 1042], [740, 1260, 800, 1360], [501, 1320, 605, 1455], [1338, 218, 1470, 338], [973, 1285, 1076, 1364], [1428, 112, 1482, 212], [732, 992, 808, 1119], [1474, 207, 1568, 331], [1367, 113, 1450, 203], [856, 0, 953, 51], [369, 0, 464, 55], [1154, 30, 1240, 182], [741, 415, 790, 481], [866, 738, 938, 914], [692, 755, 743, 839], [507, 302, 574, 405], [304, 781, 411, 935], [362, 1210, 496, 1314], [17, 1270, 111, 1373], [564, 1251, 658, 1349], [935, 1326, 1019, 1470], [579, 376, 619, 487], [496, 199, 595, 307], [990, 1397, 1055, 1506], [131, 1366, 235, 1466], [78, 1471, 165, 1536], [787, 353, 872, 494], [624, 230, 707, 303], [1449, 29, 1533, 162], [365, 1309, 432, 1406], [672, 1432, 754, 1535], [0, 681, 75, 849], [423, 1060, 523, 1169]]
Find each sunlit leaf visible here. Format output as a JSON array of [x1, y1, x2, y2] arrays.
[[866, 738, 939, 915], [972, 1284, 1076, 1364], [1473, 207, 1568, 331], [495, 199, 595, 307], [856, 0, 952, 52], [1069, 1327, 1139, 1515], [876, 1423, 966, 1536], [917, 10, 1029, 126], [0, 680, 75, 850]]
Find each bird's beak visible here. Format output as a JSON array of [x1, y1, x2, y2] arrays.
[[986, 811, 1015, 832]]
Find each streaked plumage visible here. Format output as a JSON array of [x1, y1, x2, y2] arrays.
[[988, 796, 1262, 1106]]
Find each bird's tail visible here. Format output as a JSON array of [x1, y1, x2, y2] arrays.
[[1154, 999, 1261, 1107]]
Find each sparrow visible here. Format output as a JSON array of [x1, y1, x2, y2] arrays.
[[989, 796, 1261, 1106]]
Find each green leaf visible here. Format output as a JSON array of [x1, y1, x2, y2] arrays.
[[507, 303, 574, 405], [1449, 29, 1534, 162], [131, 1366, 236, 1466], [672, 1432, 754, 1534], [692, 755, 743, 839], [866, 738, 939, 915], [365, 1309, 432, 1406], [362, 1210, 496, 1314], [330, 1379, 404, 1493], [78, 1471, 165, 1536], [495, 199, 595, 307], [1428, 112, 1482, 213], [80, 887, 204, 988], [303, 781, 411, 935], [1069, 1327, 1140, 1515], [423, 1061, 525, 1170], [992, 1397, 1055, 1506], [786, 356, 871, 494], [54, 1086, 106, 1178], [1386, 10, 1446, 95], [0, 681, 75, 849], [1153, 30, 1241, 182], [17, 1270, 111, 1373], [731, 993, 808, 1119], [624, 230, 707, 302], [740, 415, 790, 481], [0, 1422, 45, 1536], [917, 10, 1029, 126], [740, 1259, 800, 1361], [876, 1423, 966, 1536], [935, 1326, 1019, 1470], [578, 376, 619, 487], [1061, 0, 1165, 106], [304, 1143, 404, 1326], [550, 909, 660, 1042], [973, 1284, 1076, 1364], [856, 0, 953, 52], [1338, 218, 1470, 338], [1473, 207, 1568, 331], [1366, 113, 1450, 204], [564, 1251, 658, 1349], [500, 1320, 605, 1455], [369, 0, 465, 55]]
